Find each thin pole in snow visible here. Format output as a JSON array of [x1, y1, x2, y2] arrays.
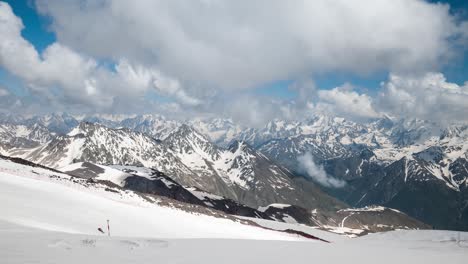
[[107, 219, 110, 237]]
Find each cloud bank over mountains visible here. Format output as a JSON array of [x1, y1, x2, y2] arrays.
[[379, 73, 468, 125], [0, 1, 467, 125]]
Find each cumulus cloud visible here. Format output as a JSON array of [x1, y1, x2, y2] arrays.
[[0, 2, 195, 110], [192, 93, 281, 127], [316, 84, 381, 120], [1, 1, 468, 125], [378, 72, 468, 124], [0, 87, 9, 97], [199, 71, 468, 126], [0, 3, 105, 106], [297, 153, 346, 188], [36, 0, 468, 91], [115, 61, 200, 106], [310, 72, 468, 125]]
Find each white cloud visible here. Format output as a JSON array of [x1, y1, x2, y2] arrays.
[[0, 87, 9, 97], [316, 84, 380, 120], [36, 0, 468, 91], [116, 60, 200, 106], [0, 2, 111, 107], [310, 72, 468, 125], [202, 94, 279, 127], [378, 72, 468, 124], [297, 153, 346, 188], [0, 2, 196, 110], [1, 1, 468, 125]]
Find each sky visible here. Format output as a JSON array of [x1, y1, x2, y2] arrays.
[[0, 0, 467, 126]]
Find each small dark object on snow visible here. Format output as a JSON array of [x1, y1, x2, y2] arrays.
[[97, 227, 105, 234]]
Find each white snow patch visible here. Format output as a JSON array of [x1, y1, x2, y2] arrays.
[[0, 159, 301, 241], [258, 203, 292, 212]]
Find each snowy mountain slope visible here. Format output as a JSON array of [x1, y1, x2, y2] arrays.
[[321, 145, 468, 230], [1, 219, 467, 264], [61, 164, 319, 230], [80, 115, 121, 129], [0, 113, 179, 140], [26, 113, 79, 134], [2, 121, 343, 212], [2, 113, 468, 231], [258, 133, 351, 169], [164, 124, 238, 199], [80, 114, 180, 140], [165, 124, 295, 203], [221, 141, 345, 210], [0, 113, 461, 158], [59, 161, 428, 236], [355, 156, 468, 230], [0, 123, 53, 149], [164, 125, 346, 210], [0, 156, 305, 241], [62, 162, 275, 219], [256, 203, 429, 237], [118, 114, 180, 140], [62, 162, 207, 207], [9, 122, 208, 190], [0, 113, 80, 135], [61, 162, 132, 185], [184, 115, 370, 150], [189, 117, 244, 146], [233, 116, 468, 231]]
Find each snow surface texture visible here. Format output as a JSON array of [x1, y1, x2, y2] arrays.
[[1, 157, 468, 263], [0, 158, 299, 241], [61, 162, 131, 187], [1, 220, 467, 264]]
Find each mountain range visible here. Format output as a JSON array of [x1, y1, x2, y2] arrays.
[[0, 112, 466, 230]]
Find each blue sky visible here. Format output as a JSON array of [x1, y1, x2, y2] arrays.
[[0, 0, 468, 122], [3, 0, 54, 52]]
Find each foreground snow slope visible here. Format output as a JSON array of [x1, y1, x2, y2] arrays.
[[0, 158, 300, 240], [1, 221, 467, 264], [1, 157, 468, 263]]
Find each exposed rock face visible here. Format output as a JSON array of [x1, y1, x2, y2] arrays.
[[62, 162, 272, 219], [165, 125, 347, 210], [61, 161, 428, 235], [259, 204, 430, 236], [319, 146, 468, 231], [245, 118, 468, 231]]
